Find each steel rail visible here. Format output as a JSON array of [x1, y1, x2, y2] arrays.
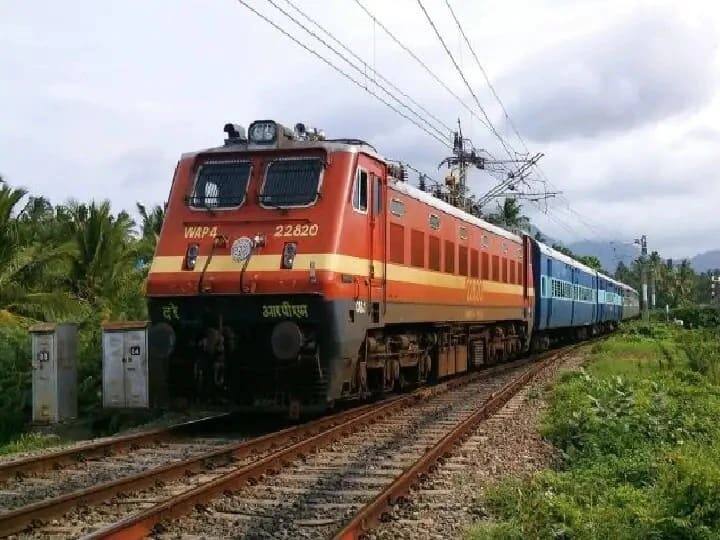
[[81, 396, 419, 540], [77, 359, 535, 540], [0, 414, 230, 481], [332, 347, 569, 540], [0, 399, 396, 538]]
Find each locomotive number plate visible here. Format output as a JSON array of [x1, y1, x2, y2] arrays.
[[274, 224, 319, 237]]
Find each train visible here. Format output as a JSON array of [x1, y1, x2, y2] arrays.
[[145, 119, 639, 415]]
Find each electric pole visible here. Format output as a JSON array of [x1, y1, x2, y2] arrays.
[[650, 252, 656, 310], [635, 235, 649, 321], [438, 119, 546, 214]]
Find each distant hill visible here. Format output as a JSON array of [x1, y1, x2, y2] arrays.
[[690, 250, 720, 273], [566, 242, 720, 274], [568, 240, 637, 273]]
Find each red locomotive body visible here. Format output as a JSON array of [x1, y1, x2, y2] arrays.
[[146, 120, 534, 413]]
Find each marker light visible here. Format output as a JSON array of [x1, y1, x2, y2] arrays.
[[248, 120, 277, 144], [185, 243, 200, 270], [223, 123, 247, 145], [281, 242, 297, 269]]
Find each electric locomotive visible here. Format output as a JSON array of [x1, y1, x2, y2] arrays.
[[146, 120, 535, 414]]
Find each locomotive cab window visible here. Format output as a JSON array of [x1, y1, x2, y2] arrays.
[[190, 160, 251, 208], [353, 168, 368, 213], [260, 157, 323, 208]]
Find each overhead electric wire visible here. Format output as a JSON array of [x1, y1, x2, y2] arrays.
[[443, 0, 619, 243], [235, 0, 452, 150], [263, 0, 452, 145], [352, 0, 492, 132], [415, 0, 517, 161], [281, 0, 454, 136], [443, 0, 529, 155]]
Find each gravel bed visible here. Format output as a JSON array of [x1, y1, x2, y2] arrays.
[[366, 348, 590, 540], [0, 438, 235, 513], [151, 364, 533, 540]]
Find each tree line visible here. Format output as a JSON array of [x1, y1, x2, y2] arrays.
[[0, 176, 163, 325]]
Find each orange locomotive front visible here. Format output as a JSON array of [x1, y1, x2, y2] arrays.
[[146, 120, 534, 413]]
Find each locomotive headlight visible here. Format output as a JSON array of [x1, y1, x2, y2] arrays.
[[281, 242, 297, 269], [185, 243, 200, 270], [248, 120, 277, 144]]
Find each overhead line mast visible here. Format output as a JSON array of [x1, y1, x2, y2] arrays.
[[438, 0, 615, 241], [415, 0, 516, 160], [436, 120, 545, 214]]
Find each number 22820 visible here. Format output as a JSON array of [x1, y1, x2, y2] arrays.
[[274, 224, 319, 237]]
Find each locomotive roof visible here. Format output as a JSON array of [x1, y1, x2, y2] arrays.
[[186, 139, 384, 161], [391, 180, 522, 243]]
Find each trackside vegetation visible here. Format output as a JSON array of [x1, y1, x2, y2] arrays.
[[468, 321, 720, 539], [0, 176, 163, 448]]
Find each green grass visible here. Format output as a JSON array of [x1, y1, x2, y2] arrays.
[[467, 322, 720, 540], [0, 432, 63, 456]]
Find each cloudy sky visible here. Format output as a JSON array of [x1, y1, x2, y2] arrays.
[[1, 0, 719, 258]]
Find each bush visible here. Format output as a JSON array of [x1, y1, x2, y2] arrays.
[[671, 306, 720, 329], [678, 329, 720, 383], [0, 325, 31, 444], [469, 328, 720, 539]]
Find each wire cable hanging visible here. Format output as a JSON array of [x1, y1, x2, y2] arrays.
[[415, 0, 517, 160], [352, 0, 492, 132], [235, 0, 452, 150], [264, 0, 452, 145], [281, 0, 454, 135]]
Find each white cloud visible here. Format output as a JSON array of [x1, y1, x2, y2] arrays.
[[0, 0, 719, 259]]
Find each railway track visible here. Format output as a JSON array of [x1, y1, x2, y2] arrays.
[[0, 346, 573, 539], [0, 414, 229, 482], [0, 415, 243, 532]]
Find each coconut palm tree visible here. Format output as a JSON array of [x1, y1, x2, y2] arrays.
[[487, 198, 530, 232], [0, 177, 77, 321], [136, 202, 164, 266], [0, 177, 26, 259], [67, 201, 136, 302]]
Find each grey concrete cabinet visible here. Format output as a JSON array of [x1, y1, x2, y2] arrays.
[[102, 322, 149, 408], [30, 323, 77, 423]]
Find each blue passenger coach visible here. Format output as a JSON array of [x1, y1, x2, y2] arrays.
[[620, 283, 640, 320], [530, 238, 637, 349]]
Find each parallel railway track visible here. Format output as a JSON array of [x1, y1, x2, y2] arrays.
[[0, 345, 576, 539], [0, 415, 229, 481]]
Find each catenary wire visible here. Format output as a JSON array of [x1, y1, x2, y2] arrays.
[[264, 0, 452, 145], [443, 0, 529, 154], [281, 0, 455, 135], [235, 0, 452, 150], [352, 0, 492, 132], [442, 0, 618, 242], [415, 0, 517, 160]]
